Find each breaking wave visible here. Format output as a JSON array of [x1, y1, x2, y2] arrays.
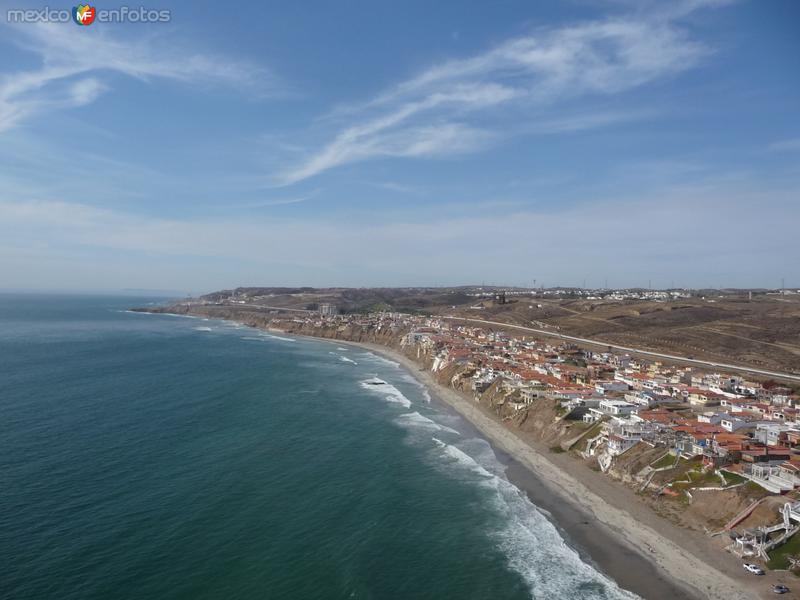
[[240, 333, 295, 344], [359, 353, 401, 369], [394, 411, 460, 435], [359, 377, 412, 408], [264, 334, 296, 342], [432, 438, 639, 600], [329, 351, 358, 365], [396, 371, 432, 402]]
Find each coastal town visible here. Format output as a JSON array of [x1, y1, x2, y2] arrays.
[[137, 286, 800, 598], [242, 304, 800, 575]]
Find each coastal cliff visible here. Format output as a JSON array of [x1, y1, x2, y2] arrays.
[[133, 303, 800, 598], [136, 304, 765, 536]]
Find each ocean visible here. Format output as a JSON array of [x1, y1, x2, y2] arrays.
[[1, 294, 637, 600]]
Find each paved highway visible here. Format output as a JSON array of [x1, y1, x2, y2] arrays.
[[442, 315, 800, 383], [217, 302, 314, 313]]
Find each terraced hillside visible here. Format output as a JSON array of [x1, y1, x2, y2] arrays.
[[450, 295, 800, 374]]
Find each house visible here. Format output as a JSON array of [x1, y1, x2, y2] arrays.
[[719, 414, 752, 432], [601, 415, 652, 456], [745, 460, 800, 493], [520, 387, 540, 404], [595, 380, 630, 395], [754, 423, 799, 447], [719, 397, 748, 411], [687, 388, 723, 407], [740, 447, 792, 463], [697, 412, 725, 425], [607, 434, 639, 456], [598, 399, 636, 416], [624, 390, 678, 408], [583, 410, 602, 424]]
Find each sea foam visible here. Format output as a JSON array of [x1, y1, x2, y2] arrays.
[[432, 438, 639, 600], [397, 372, 432, 402], [359, 353, 401, 369], [264, 334, 296, 342], [394, 411, 460, 435], [329, 351, 358, 365], [359, 378, 412, 408]]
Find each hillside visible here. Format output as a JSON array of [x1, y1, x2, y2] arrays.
[[188, 287, 800, 374]]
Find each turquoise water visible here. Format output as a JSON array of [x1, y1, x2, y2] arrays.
[[1, 294, 635, 599]]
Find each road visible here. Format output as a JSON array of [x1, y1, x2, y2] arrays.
[[442, 315, 800, 383], [208, 302, 314, 314]]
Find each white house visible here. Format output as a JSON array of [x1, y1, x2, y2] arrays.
[[598, 399, 636, 416], [719, 414, 753, 432], [595, 380, 630, 395]]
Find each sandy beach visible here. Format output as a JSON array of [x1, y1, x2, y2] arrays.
[[349, 341, 769, 600], [154, 306, 784, 600]]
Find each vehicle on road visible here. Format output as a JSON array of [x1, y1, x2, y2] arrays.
[[773, 584, 789, 594], [742, 563, 765, 575]]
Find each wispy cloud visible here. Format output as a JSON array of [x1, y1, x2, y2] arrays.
[[237, 190, 320, 209], [275, 5, 713, 185], [1, 170, 796, 289], [768, 138, 800, 153], [363, 181, 429, 196], [0, 22, 279, 132]]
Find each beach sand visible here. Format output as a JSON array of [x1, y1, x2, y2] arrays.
[[159, 305, 789, 600], [350, 341, 772, 600]]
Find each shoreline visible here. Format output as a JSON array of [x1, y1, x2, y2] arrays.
[[342, 340, 762, 600], [143, 308, 768, 599]]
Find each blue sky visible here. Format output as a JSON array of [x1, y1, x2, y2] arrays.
[[0, 0, 798, 293]]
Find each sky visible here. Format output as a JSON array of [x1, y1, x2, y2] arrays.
[[0, 0, 798, 294]]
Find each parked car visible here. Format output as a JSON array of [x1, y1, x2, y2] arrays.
[[742, 563, 765, 575], [772, 584, 789, 594]]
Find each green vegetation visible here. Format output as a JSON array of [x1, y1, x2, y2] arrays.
[[549, 445, 565, 453], [571, 420, 605, 452], [720, 470, 746, 486], [569, 421, 592, 431], [686, 469, 720, 486], [767, 533, 800, 571], [652, 453, 677, 469]]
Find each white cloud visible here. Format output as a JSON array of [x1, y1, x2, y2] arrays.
[[1, 173, 796, 290], [0, 22, 279, 132], [276, 6, 713, 184], [68, 78, 108, 105], [768, 138, 800, 153]]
